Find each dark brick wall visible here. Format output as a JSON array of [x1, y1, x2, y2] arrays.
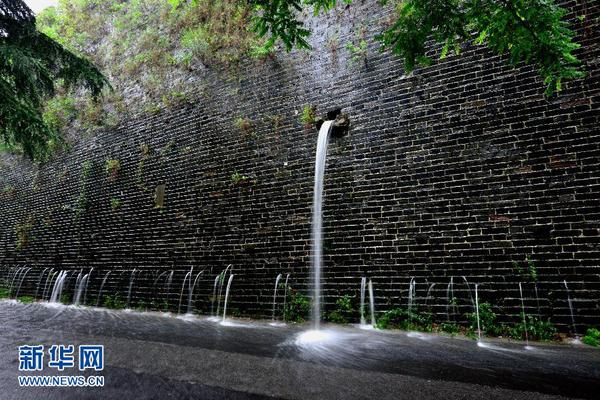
[[1, 1, 599, 331]]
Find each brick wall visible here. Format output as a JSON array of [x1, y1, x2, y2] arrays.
[[1, 1, 599, 331]]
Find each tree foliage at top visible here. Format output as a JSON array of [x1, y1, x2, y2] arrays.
[[0, 0, 108, 160], [251, 0, 585, 95]]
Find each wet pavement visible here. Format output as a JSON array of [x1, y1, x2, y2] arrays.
[[0, 300, 599, 399]]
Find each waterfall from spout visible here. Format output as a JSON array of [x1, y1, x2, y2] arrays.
[[360, 277, 367, 325], [222, 274, 235, 321], [311, 120, 334, 330], [271, 274, 282, 321], [96, 272, 111, 306]]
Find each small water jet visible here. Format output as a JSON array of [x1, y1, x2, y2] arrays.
[[33, 268, 49, 299], [96, 272, 111, 306], [311, 120, 335, 330], [518, 282, 530, 348], [126, 269, 136, 309], [49, 271, 68, 303], [359, 277, 367, 325], [281, 273, 290, 317], [42, 269, 56, 300], [164, 270, 174, 308], [221, 274, 235, 323], [178, 267, 193, 314], [211, 274, 220, 316], [83, 268, 93, 305], [8, 266, 24, 297], [446, 276, 456, 321], [407, 277, 416, 313], [215, 265, 232, 318], [424, 283, 435, 306], [14, 267, 32, 298], [534, 283, 541, 317], [474, 283, 482, 343], [271, 273, 282, 321], [187, 270, 204, 314], [73, 273, 89, 306], [563, 280, 579, 340], [368, 279, 376, 327]]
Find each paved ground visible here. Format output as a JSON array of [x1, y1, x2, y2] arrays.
[[0, 300, 599, 399]]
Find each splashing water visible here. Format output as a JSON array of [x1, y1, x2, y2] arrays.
[[311, 120, 334, 330]]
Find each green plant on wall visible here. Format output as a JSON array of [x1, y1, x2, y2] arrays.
[[283, 288, 310, 323], [327, 294, 356, 324], [583, 328, 600, 346], [512, 256, 538, 282], [137, 143, 150, 192], [15, 216, 34, 251], [346, 26, 368, 67], [103, 293, 126, 310], [231, 171, 250, 185], [75, 161, 93, 218], [105, 158, 121, 182], [299, 105, 315, 128], [110, 198, 122, 211]]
